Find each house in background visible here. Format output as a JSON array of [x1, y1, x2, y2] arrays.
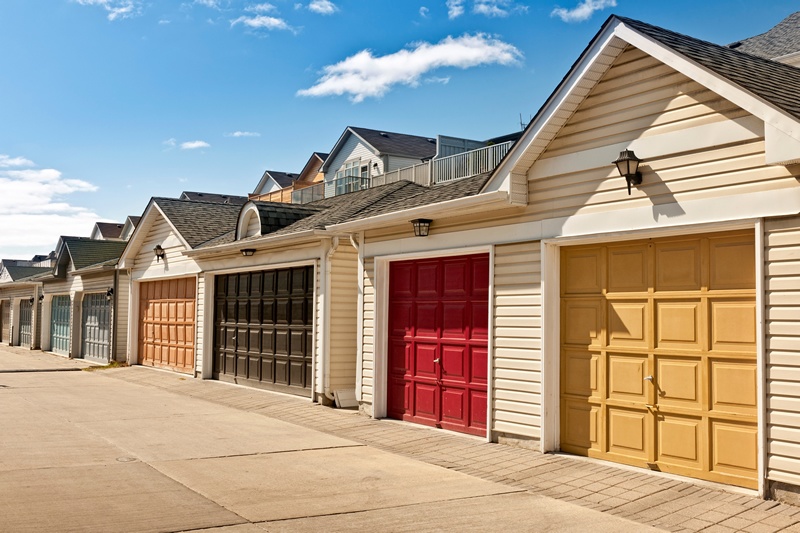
[[250, 152, 329, 203], [89, 222, 125, 241], [727, 11, 800, 66], [250, 171, 299, 197], [120, 216, 142, 242], [0, 253, 57, 348]]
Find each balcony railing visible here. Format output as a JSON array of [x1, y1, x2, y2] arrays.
[[291, 176, 370, 204], [432, 141, 513, 184], [291, 141, 514, 204]]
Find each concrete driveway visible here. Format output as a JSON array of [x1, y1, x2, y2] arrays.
[[0, 348, 652, 532]]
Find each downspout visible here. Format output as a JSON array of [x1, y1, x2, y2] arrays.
[[323, 236, 340, 403], [351, 233, 364, 406]]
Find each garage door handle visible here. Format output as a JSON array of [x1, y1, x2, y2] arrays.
[[433, 358, 440, 363], [644, 375, 653, 382]]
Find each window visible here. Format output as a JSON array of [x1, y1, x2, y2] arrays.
[[336, 159, 370, 180]]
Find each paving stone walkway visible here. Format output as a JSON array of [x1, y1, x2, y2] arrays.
[[107, 367, 800, 533]]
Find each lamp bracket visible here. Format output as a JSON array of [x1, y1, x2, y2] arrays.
[[626, 172, 642, 195]]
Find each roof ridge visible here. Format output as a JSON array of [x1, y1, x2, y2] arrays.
[[154, 196, 244, 207]]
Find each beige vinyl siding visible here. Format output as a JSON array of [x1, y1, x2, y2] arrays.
[[361, 257, 375, 404], [492, 242, 542, 439], [132, 211, 199, 278], [765, 215, 800, 486], [528, 45, 798, 220], [245, 212, 260, 238], [329, 243, 358, 392], [314, 259, 323, 395], [324, 133, 381, 182], [115, 271, 129, 362], [34, 286, 42, 349]]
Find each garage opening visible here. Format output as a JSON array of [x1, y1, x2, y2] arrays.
[[213, 266, 314, 396], [50, 295, 70, 356], [559, 230, 757, 489], [81, 293, 110, 362], [138, 278, 196, 374], [18, 299, 33, 348], [0, 300, 8, 343], [387, 253, 489, 437]]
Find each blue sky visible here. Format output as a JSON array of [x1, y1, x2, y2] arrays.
[[0, 0, 797, 257]]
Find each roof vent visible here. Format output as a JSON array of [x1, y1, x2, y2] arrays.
[[380, 132, 389, 137], [427, 138, 435, 143], [728, 42, 742, 49]]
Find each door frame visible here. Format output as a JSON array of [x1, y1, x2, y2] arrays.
[[540, 218, 766, 497], [371, 245, 495, 442], [199, 259, 318, 397]]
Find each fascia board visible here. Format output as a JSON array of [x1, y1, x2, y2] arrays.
[[615, 22, 800, 143], [324, 190, 509, 233], [152, 202, 193, 250], [252, 171, 271, 195], [117, 200, 189, 269], [482, 22, 622, 193], [183, 229, 325, 258], [321, 128, 354, 173]]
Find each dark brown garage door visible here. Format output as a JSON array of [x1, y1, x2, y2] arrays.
[[213, 266, 314, 396]]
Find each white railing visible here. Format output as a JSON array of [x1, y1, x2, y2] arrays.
[[292, 176, 370, 204], [432, 141, 513, 184], [372, 161, 431, 187]]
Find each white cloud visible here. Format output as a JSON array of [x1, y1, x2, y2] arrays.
[[420, 6, 429, 17], [308, 0, 337, 14], [294, 3, 302, 8], [194, 0, 221, 8], [298, 33, 521, 102], [180, 140, 210, 149], [424, 76, 450, 84], [0, 165, 101, 256], [0, 155, 35, 168], [245, 2, 277, 12], [551, 0, 615, 22], [75, 0, 142, 21], [473, 0, 528, 17], [159, 19, 170, 24], [224, 131, 261, 137], [162, 138, 177, 150], [446, 0, 464, 18], [230, 15, 294, 31]]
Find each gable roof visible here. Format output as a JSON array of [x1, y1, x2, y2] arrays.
[[180, 191, 249, 205], [4, 265, 51, 281], [349, 127, 437, 159], [94, 222, 124, 240], [618, 16, 800, 122], [297, 152, 329, 182], [728, 11, 800, 60], [252, 170, 298, 195], [154, 197, 243, 248], [128, 216, 142, 227], [63, 237, 129, 270]]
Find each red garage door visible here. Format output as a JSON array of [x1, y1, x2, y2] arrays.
[[387, 253, 489, 436]]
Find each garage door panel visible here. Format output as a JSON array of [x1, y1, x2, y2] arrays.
[[138, 278, 196, 374], [82, 293, 111, 362], [561, 231, 757, 488], [50, 295, 71, 356], [388, 253, 489, 437], [213, 266, 313, 395]]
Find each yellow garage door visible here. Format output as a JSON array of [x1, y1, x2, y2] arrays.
[[560, 230, 757, 489]]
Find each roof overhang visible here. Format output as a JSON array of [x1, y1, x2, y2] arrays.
[[483, 17, 800, 194]]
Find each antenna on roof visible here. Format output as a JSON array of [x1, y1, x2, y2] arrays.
[[520, 113, 532, 131]]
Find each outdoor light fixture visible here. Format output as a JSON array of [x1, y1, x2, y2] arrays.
[[38, 295, 44, 302], [29, 296, 34, 304], [153, 244, 165, 262], [106, 287, 114, 301], [241, 249, 256, 257], [613, 149, 643, 195], [411, 219, 432, 237]]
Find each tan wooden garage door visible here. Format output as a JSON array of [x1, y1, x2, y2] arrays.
[[560, 230, 757, 489], [138, 278, 196, 374]]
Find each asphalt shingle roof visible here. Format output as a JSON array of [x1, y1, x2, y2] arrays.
[[618, 16, 800, 121], [727, 11, 800, 59], [264, 171, 298, 188], [180, 191, 249, 205], [251, 202, 326, 235], [95, 222, 124, 239], [128, 216, 142, 227], [154, 197, 243, 248], [350, 127, 437, 159], [4, 266, 52, 281], [64, 238, 129, 270]]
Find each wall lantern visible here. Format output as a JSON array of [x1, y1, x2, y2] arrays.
[[240, 249, 256, 257], [38, 295, 44, 302], [29, 296, 35, 304], [153, 244, 165, 262], [106, 287, 114, 301], [613, 149, 643, 195], [411, 219, 432, 237]]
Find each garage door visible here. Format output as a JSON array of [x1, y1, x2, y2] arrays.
[[213, 266, 314, 395], [560, 231, 757, 488], [387, 254, 489, 436], [0, 301, 8, 343], [19, 299, 33, 347], [50, 295, 71, 356], [138, 278, 196, 374], [82, 293, 111, 362]]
